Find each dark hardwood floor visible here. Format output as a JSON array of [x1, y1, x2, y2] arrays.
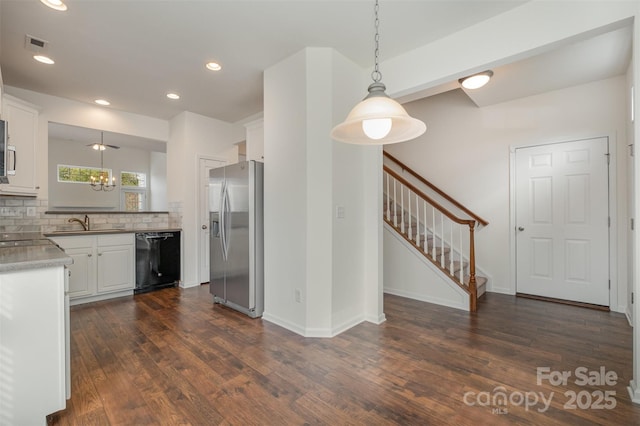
[[48, 285, 640, 425]]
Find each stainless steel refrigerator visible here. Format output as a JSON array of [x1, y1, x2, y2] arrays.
[[209, 160, 264, 318]]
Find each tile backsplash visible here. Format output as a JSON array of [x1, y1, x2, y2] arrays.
[[0, 197, 182, 233]]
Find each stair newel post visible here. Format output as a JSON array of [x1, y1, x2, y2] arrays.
[[469, 221, 477, 313]]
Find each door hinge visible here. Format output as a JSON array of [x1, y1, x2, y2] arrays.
[[632, 218, 635, 231], [608, 217, 611, 227], [606, 153, 610, 165], [630, 144, 635, 157], [632, 292, 635, 304], [608, 280, 611, 289]]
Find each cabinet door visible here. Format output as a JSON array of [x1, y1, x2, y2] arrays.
[[65, 247, 96, 299], [1, 95, 38, 195], [97, 244, 134, 293]]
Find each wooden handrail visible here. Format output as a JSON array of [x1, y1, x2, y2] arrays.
[[383, 165, 479, 312], [383, 151, 489, 227], [384, 166, 475, 227]]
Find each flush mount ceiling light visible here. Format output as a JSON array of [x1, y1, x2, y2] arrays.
[[40, 0, 67, 11], [459, 70, 494, 90], [94, 99, 110, 106], [166, 93, 180, 100], [33, 55, 54, 65], [331, 0, 426, 145], [206, 62, 222, 71]]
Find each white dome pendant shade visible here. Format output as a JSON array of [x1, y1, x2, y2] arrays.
[[331, 82, 426, 145], [330, 0, 426, 145]]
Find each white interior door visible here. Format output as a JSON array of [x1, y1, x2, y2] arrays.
[[198, 157, 225, 284], [515, 138, 610, 306]]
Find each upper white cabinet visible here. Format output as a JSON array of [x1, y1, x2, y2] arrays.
[[1, 95, 39, 196], [245, 118, 264, 162]]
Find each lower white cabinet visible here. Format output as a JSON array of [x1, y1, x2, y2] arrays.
[[0, 266, 67, 425], [51, 233, 135, 304]]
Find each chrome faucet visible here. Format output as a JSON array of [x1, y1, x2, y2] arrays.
[[68, 214, 90, 231]]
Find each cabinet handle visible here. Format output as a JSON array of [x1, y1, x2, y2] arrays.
[[87, 253, 92, 257]]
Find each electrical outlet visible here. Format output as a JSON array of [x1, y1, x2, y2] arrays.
[[26, 207, 36, 217]]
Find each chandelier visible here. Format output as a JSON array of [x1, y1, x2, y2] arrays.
[[90, 132, 116, 191]]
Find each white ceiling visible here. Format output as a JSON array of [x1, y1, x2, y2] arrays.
[[0, 0, 632, 128]]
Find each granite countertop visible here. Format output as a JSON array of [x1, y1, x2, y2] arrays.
[[0, 244, 72, 273], [43, 228, 182, 237]]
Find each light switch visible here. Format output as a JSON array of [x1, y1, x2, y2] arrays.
[[336, 205, 345, 219]]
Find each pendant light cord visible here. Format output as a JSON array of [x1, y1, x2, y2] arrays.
[[371, 0, 382, 83]]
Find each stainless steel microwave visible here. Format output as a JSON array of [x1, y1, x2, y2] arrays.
[[0, 119, 8, 184]]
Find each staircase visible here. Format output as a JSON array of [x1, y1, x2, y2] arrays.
[[383, 152, 488, 312]]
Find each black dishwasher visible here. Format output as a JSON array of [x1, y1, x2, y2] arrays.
[[135, 231, 181, 294]]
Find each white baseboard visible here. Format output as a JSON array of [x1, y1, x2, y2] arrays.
[[384, 287, 468, 312], [629, 380, 640, 405]]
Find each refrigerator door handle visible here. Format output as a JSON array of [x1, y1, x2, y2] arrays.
[[219, 180, 227, 261], [222, 182, 231, 260]]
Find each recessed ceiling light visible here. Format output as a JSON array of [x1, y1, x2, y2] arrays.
[[206, 62, 222, 71], [166, 93, 180, 100], [40, 0, 67, 11], [33, 55, 54, 65], [94, 99, 110, 106], [459, 70, 494, 90]]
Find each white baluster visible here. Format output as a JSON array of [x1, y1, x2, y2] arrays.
[[423, 200, 427, 252], [385, 173, 390, 221], [400, 184, 405, 233], [449, 219, 454, 275], [440, 212, 445, 267], [415, 195, 420, 245], [393, 178, 397, 227], [408, 190, 412, 240], [459, 224, 464, 283], [431, 206, 436, 259]]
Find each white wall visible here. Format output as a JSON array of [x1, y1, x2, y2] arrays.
[[263, 49, 309, 333], [385, 76, 627, 310], [48, 139, 151, 209], [167, 111, 244, 288], [149, 151, 167, 211], [263, 47, 382, 336]]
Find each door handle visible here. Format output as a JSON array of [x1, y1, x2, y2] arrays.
[[202, 224, 208, 230], [518, 226, 525, 231]]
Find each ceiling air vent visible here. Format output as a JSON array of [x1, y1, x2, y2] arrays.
[[25, 35, 49, 52]]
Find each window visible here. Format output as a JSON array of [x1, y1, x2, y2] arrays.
[[121, 189, 147, 212], [120, 171, 147, 211], [57, 164, 112, 184], [121, 171, 146, 188]]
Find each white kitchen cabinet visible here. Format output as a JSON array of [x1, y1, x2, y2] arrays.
[[55, 235, 96, 299], [97, 234, 134, 293], [0, 94, 39, 196], [244, 118, 264, 162], [0, 266, 67, 425], [51, 233, 135, 304]]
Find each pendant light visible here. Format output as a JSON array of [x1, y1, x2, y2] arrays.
[[331, 0, 426, 145], [90, 132, 117, 191]]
